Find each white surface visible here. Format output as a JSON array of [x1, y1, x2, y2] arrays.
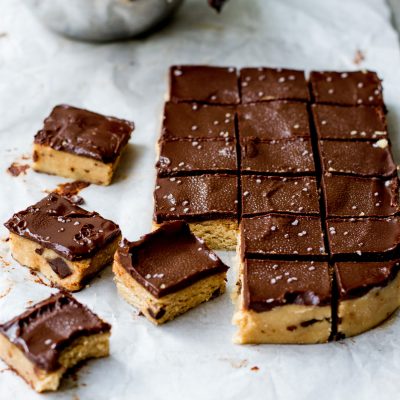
[[1, 0, 400, 399]]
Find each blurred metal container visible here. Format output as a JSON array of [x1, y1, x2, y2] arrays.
[[24, 0, 184, 42]]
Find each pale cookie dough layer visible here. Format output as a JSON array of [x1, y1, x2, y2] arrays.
[[9, 232, 121, 291], [153, 219, 238, 250], [338, 271, 400, 338], [0, 332, 110, 393], [33, 143, 122, 185], [113, 255, 226, 325]]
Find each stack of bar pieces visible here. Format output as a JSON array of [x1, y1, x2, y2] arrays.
[[153, 65, 400, 343]]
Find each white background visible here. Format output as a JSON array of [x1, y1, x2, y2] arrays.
[[1, 0, 400, 399]]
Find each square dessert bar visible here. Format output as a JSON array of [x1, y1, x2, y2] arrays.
[[311, 104, 387, 140], [335, 261, 400, 338], [309, 70, 384, 106], [33, 105, 134, 185], [241, 175, 320, 217], [0, 292, 111, 392], [113, 221, 229, 324], [318, 140, 397, 178], [4, 193, 121, 291], [233, 259, 331, 344], [160, 102, 236, 141], [169, 65, 240, 105], [153, 174, 238, 249], [238, 101, 311, 141], [239, 67, 310, 103], [322, 175, 399, 218]]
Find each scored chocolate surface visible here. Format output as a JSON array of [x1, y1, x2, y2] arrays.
[[4, 193, 121, 261], [326, 217, 400, 260], [238, 101, 310, 140], [239, 67, 310, 103], [0, 292, 111, 372], [312, 104, 387, 140], [156, 139, 237, 177], [309, 71, 384, 106], [319, 140, 397, 177], [335, 260, 400, 300], [161, 102, 236, 141], [243, 259, 331, 312], [241, 175, 320, 217], [170, 66, 240, 105], [241, 138, 315, 175], [240, 214, 327, 259], [322, 175, 399, 218], [154, 174, 238, 223], [34, 105, 134, 163], [118, 221, 229, 298]]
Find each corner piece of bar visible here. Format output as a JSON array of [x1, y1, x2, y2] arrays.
[[0, 291, 111, 392], [112, 221, 229, 325]]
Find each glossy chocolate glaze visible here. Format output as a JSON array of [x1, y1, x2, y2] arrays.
[[117, 221, 228, 298], [4, 193, 121, 261], [243, 259, 331, 311], [34, 105, 134, 163], [0, 292, 111, 372]]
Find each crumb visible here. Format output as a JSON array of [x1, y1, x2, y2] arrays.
[[208, 0, 227, 12], [0, 285, 12, 299], [0, 32, 7, 38], [47, 181, 90, 204], [250, 366, 259, 371], [7, 162, 29, 177], [220, 357, 248, 368], [353, 49, 365, 65]]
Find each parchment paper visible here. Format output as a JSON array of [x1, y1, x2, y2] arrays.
[[1, 0, 400, 399]]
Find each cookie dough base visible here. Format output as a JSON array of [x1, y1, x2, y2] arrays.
[[0, 332, 110, 392], [153, 219, 238, 250], [338, 271, 400, 338], [9, 232, 121, 291], [112, 255, 227, 325], [32, 143, 122, 185]]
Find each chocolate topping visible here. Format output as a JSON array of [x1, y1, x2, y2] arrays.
[[0, 292, 111, 372], [241, 138, 315, 175], [335, 261, 400, 300], [238, 101, 310, 140], [326, 217, 400, 260], [243, 259, 331, 311], [154, 174, 238, 223], [241, 175, 320, 217], [240, 68, 310, 103], [117, 221, 228, 298], [156, 139, 237, 177], [34, 105, 134, 163], [161, 102, 236, 141], [322, 175, 399, 218], [170, 66, 240, 105], [319, 140, 397, 178], [309, 71, 384, 106], [240, 214, 327, 259], [4, 193, 121, 261], [312, 104, 387, 140]]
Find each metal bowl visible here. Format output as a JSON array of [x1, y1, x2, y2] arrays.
[[24, 0, 185, 42]]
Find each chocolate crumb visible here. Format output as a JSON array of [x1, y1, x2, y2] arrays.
[[49, 181, 90, 204], [250, 366, 259, 371], [7, 162, 29, 177], [208, 0, 228, 12]]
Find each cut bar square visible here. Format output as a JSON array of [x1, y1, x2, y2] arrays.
[[0, 292, 111, 392], [4, 193, 121, 291], [33, 105, 134, 185], [169, 65, 240, 105], [239, 67, 310, 103], [113, 221, 229, 324]]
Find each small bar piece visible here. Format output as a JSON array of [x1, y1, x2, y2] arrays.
[[233, 259, 331, 344], [238, 101, 311, 140], [241, 175, 320, 217], [113, 221, 229, 324], [4, 193, 121, 291], [169, 65, 240, 105], [239, 67, 310, 103], [335, 261, 400, 338], [153, 174, 238, 249], [0, 292, 111, 392], [322, 175, 399, 218], [33, 105, 134, 185], [309, 70, 384, 106]]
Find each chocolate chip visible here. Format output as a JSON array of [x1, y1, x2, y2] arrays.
[[47, 257, 73, 279]]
